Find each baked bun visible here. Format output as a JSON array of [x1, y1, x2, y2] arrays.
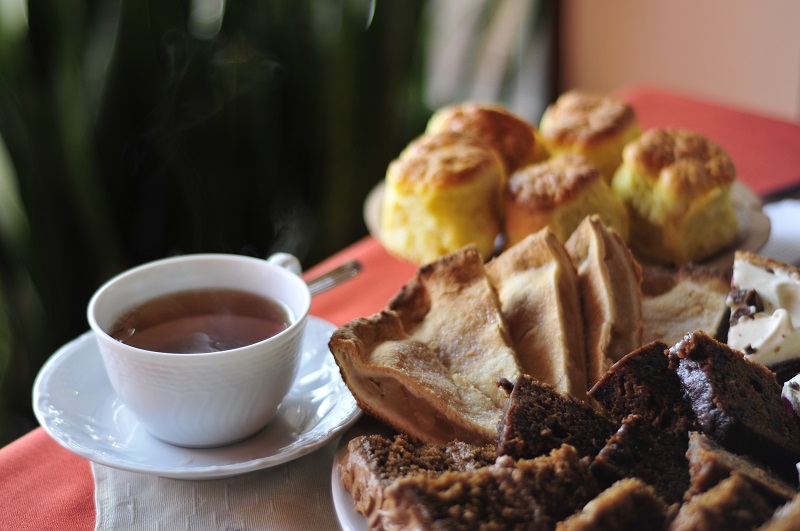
[[504, 153, 629, 247], [539, 90, 640, 182], [380, 131, 506, 264], [426, 102, 545, 174], [612, 128, 738, 265]]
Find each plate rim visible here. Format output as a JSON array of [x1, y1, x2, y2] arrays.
[[33, 316, 361, 480], [331, 437, 368, 531], [330, 421, 396, 531]]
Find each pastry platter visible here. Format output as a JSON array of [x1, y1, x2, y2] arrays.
[[338, 93, 789, 528]]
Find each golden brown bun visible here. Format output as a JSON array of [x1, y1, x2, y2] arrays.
[[426, 102, 544, 174], [640, 263, 731, 346], [328, 246, 521, 445], [565, 216, 643, 389], [380, 131, 506, 264], [539, 90, 640, 182], [504, 154, 629, 247], [612, 128, 738, 265], [486, 229, 587, 397]]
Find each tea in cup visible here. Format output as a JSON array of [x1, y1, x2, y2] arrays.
[[87, 253, 310, 448]]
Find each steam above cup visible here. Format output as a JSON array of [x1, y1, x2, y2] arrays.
[[87, 253, 310, 448]]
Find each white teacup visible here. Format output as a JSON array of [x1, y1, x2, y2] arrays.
[[87, 253, 310, 448]]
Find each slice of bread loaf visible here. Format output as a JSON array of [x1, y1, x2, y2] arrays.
[[590, 414, 690, 505], [486, 229, 587, 397], [378, 445, 598, 531], [670, 473, 776, 531], [555, 478, 669, 531], [670, 331, 800, 484], [566, 215, 643, 389], [759, 494, 800, 531], [329, 245, 521, 445], [497, 374, 616, 460], [588, 340, 699, 436], [685, 432, 797, 505], [338, 434, 496, 529]]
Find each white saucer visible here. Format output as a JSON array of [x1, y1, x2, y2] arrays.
[[33, 316, 361, 480]]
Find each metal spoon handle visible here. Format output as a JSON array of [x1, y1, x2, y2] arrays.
[[307, 259, 362, 296]]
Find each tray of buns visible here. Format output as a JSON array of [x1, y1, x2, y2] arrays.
[[365, 178, 770, 270], [333, 91, 798, 530], [363, 91, 770, 270]]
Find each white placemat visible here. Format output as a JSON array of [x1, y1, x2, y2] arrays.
[[92, 438, 341, 531]]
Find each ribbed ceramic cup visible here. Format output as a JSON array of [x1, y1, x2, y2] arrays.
[[87, 253, 310, 448]]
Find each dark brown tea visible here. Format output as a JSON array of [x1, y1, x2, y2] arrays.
[[109, 288, 292, 353]]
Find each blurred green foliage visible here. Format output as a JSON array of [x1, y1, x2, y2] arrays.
[[0, 0, 554, 446], [0, 0, 430, 445]]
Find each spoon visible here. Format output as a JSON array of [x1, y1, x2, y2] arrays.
[[307, 260, 363, 296]]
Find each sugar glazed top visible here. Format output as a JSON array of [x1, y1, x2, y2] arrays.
[[623, 128, 736, 198], [540, 91, 638, 146]]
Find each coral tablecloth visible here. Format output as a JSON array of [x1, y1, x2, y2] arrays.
[[2, 86, 799, 530]]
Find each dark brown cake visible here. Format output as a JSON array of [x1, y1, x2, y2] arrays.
[[758, 493, 800, 531], [338, 433, 496, 527], [685, 431, 797, 505], [379, 444, 599, 531], [589, 414, 690, 504], [556, 478, 669, 531], [497, 375, 616, 460], [767, 358, 800, 386], [669, 473, 776, 531], [670, 331, 800, 484], [588, 340, 698, 435]]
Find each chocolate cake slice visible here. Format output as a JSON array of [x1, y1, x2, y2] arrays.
[[338, 433, 496, 527], [556, 478, 669, 531], [669, 331, 800, 484], [379, 444, 598, 531], [497, 374, 616, 460], [685, 431, 797, 505], [758, 493, 800, 531], [588, 340, 698, 435], [589, 414, 690, 504], [669, 473, 776, 531]]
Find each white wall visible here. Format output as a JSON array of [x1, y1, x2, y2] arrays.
[[559, 0, 800, 122]]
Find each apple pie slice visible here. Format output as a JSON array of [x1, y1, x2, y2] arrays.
[[329, 245, 521, 445], [566, 215, 643, 389], [486, 229, 586, 397]]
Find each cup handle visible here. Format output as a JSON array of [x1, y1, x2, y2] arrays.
[[266, 252, 303, 276]]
